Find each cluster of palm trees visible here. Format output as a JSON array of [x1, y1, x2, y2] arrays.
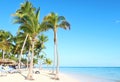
[[0, 1, 70, 80]]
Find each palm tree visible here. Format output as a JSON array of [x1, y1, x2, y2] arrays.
[[45, 58, 52, 71], [14, 32, 29, 70], [34, 34, 48, 56], [19, 34, 28, 69], [13, 37, 21, 64], [38, 54, 45, 70], [43, 12, 70, 79], [12, 1, 35, 70], [13, 1, 46, 80], [0, 30, 13, 60], [38, 34, 48, 49], [34, 34, 48, 70]]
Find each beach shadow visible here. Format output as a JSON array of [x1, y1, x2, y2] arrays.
[[0, 74, 7, 77], [18, 72, 27, 79], [47, 73, 60, 80], [51, 77, 60, 80], [39, 71, 56, 80], [48, 72, 56, 75], [43, 74, 60, 81], [19, 72, 35, 81], [25, 76, 35, 81], [41, 73, 52, 78]]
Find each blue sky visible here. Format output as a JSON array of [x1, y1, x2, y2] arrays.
[[0, 0, 120, 67]]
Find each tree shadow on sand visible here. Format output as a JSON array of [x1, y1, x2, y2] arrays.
[[18, 72, 27, 79], [47, 73, 60, 80]]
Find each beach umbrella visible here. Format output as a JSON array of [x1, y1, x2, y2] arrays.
[[0, 59, 17, 65]]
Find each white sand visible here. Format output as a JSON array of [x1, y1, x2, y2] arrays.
[[0, 69, 117, 82], [0, 69, 79, 82]]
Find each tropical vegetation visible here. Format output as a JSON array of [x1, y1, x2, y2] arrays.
[[0, 0, 70, 80]]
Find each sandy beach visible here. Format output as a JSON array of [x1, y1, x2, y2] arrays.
[[0, 69, 79, 82], [0, 68, 119, 82]]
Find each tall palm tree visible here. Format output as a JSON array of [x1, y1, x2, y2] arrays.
[[13, 1, 46, 80], [43, 12, 70, 79], [12, 1, 35, 70]]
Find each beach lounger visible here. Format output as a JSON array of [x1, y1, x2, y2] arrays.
[[0, 65, 7, 76]]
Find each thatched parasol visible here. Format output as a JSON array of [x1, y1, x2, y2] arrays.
[[0, 59, 17, 65]]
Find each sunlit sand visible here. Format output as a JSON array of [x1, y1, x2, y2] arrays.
[[0, 69, 79, 82]]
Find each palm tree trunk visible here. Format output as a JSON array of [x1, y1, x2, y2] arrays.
[[55, 32, 60, 80], [27, 47, 30, 70], [52, 30, 56, 74], [18, 34, 28, 70], [27, 40, 35, 80], [26, 56, 28, 69], [53, 44, 56, 73]]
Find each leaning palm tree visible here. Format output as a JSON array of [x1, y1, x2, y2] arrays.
[[12, 1, 33, 70], [13, 1, 46, 80], [14, 32, 29, 70], [43, 12, 70, 79]]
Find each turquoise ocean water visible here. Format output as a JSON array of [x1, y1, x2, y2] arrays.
[[60, 67, 120, 82]]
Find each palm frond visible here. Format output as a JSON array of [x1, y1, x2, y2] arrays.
[[58, 16, 65, 22], [59, 20, 70, 30], [40, 21, 53, 31], [36, 7, 40, 21]]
